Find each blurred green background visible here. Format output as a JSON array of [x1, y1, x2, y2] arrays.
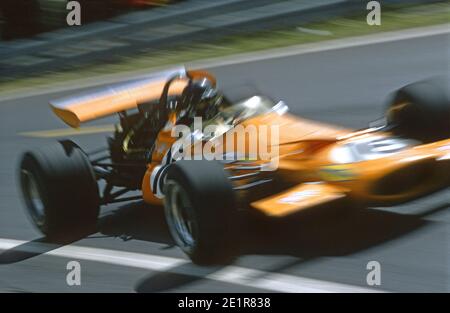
[[0, 0, 174, 40]]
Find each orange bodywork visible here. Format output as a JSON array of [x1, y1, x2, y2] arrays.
[[49, 68, 450, 217], [140, 108, 450, 215], [252, 134, 450, 217]]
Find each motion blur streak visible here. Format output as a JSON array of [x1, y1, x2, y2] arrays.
[[1, 24, 448, 103], [0, 29, 448, 293]]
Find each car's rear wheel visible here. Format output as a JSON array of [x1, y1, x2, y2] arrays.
[[163, 160, 238, 265], [19, 140, 100, 237], [387, 77, 450, 142]]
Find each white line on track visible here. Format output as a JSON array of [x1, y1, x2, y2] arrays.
[[0, 238, 382, 293], [0, 24, 448, 102]]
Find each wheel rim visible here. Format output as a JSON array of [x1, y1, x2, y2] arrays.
[[21, 169, 45, 227], [165, 180, 197, 251]]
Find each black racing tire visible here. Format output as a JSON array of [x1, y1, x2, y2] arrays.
[[163, 160, 238, 265], [19, 140, 100, 237], [387, 77, 450, 142]]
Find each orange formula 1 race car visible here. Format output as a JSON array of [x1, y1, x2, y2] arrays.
[[18, 68, 450, 264]]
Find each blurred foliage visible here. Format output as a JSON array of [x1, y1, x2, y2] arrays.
[[0, 0, 175, 40], [1, 0, 42, 39]]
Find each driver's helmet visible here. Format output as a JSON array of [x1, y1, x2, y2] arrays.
[[179, 78, 221, 120]]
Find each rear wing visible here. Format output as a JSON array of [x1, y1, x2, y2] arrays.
[[49, 67, 216, 128]]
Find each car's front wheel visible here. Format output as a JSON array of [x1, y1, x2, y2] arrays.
[[163, 160, 238, 265], [387, 77, 450, 142], [19, 140, 100, 238]]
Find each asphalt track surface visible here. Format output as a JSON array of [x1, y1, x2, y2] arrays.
[[0, 31, 449, 293]]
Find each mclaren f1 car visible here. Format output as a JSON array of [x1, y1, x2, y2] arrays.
[[18, 67, 450, 264]]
